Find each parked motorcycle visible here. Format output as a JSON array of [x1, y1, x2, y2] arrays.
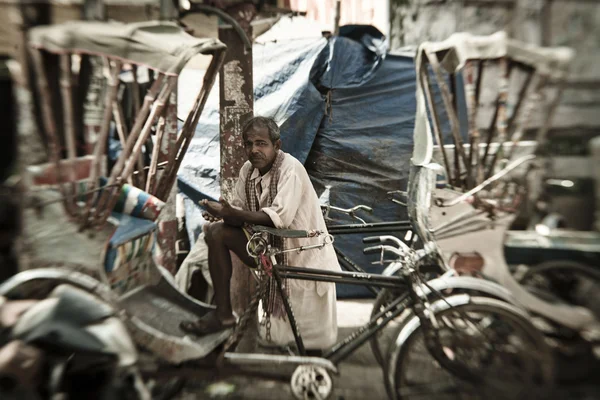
[[0, 283, 150, 400]]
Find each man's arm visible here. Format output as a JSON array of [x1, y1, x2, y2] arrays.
[[224, 208, 275, 227], [202, 198, 275, 228]]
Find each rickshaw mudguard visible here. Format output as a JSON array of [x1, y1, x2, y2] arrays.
[[416, 275, 524, 308]]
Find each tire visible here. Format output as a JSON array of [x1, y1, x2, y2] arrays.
[[388, 296, 554, 400], [369, 288, 412, 368], [519, 260, 600, 319], [369, 277, 522, 370], [519, 260, 600, 383], [368, 265, 445, 369]]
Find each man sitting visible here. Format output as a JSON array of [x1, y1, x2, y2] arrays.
[[180, 116, 340, 350]]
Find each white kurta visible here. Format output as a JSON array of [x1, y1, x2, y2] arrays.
[[231, 152, 340, 349]]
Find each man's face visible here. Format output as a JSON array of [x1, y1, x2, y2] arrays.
[[244, 125, 280, 173]]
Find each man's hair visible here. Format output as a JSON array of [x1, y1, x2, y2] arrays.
[[241, 116, 281, 143]]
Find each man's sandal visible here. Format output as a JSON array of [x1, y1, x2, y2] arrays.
[[179, 311, 236, 336]]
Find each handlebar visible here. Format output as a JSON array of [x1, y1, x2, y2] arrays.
[[387, 190, 408, 206], [362, 235, 411, 253], [321, 204, 373, 224], [363, 245, 406, 258], [322, 204, 373, 214]]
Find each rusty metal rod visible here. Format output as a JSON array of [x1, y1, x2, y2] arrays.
[[92, 74, 165, 219], [506, 66, 535, 135], [30, 49, 72, 215], [111, 99, 133, 184], [535, 77, 565, 152], [425, 49, 468, 186], [506, 74, 546, 160], [419, 63, 452, 185], [486, 57, 510, 179], [94, 76, 177, 227], [463, 60, 483, 187], [474, 59, 484, 106], [481, 62, 514, 167], [155, 50, 226, 200], [59, 54, 78, 213], [130, 64, 145, 188], [146, 113, 166, 194], [131, 64, 141, 117], [80, 58, 122, 229]]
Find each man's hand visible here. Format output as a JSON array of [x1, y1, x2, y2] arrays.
[[202, 211, 221, 223], [200, 197, 233, 219], [201, 198, 242, 226], [200, 197, 274, 228]]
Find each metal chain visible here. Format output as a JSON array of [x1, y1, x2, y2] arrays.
[[261, 308, 272, 343]]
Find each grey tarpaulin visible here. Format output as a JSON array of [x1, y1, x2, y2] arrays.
[[178, 18, 420, 298], [29, 21, 226, 75]]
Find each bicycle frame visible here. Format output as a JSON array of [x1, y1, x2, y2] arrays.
[[266, 263, 409, 361]]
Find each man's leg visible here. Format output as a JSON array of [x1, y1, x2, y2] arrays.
[[203, 222, 256, 326]]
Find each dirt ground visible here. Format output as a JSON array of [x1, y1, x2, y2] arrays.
[[171, 299, 600, 400]]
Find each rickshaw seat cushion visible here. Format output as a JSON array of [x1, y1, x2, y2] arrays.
[[104, 215, 157, 274], [110, 182, 165, 222]]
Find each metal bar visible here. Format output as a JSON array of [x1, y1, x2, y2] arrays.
[[327, 221, 412, 235], [96, 74, 165, 205], [272, 266, 306, 355], [146, 114, 166, 194], [325, 293, 410, 364], [94, 76, 177, 226], [334, 247, 379, 296], [486, 57, 510, 179], [277, 265, 407, 286], [26, 183, 121, 209], [506, 74, 546, 160], [131, 65, 141, 118], [333, 0, 341, 36], [111, 95, 128, 149], [327, 226, 413, 235], [535, 78, 565, 152], [474, 60, 484, 106], [111, 100, 133, 185], [425, 49, 468, 185], [90, 74, 165, 221], [463, 60, 483, 187], [59, 55, 77, 168], [59, 54, 78, 213], [506, 67, 534, 133], [327, 220, 412, 230], [278, 272, 404, 290], [482, 62, 514, 167], [438, 154, 536, 207], [30, 49, 71, 214], [130, 64, 145, 187], [449, 70, 462, 186], [420, 62, 452, 184], [80, 58, 122, 229], [223, 353, 337, 374], [155, 49, 226, 200]]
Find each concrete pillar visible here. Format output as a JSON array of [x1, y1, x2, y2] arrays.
[[219, 12, 255, 349]]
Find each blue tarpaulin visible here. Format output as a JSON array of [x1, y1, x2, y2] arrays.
[[177, 19, 419, 297]]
